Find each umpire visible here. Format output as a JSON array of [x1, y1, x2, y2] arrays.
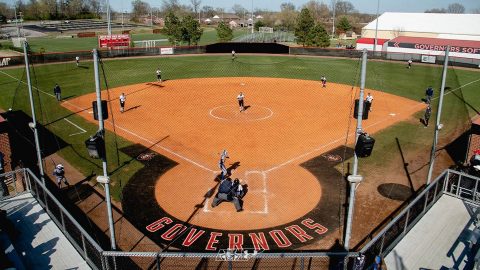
[[211, 178, 243, 212]]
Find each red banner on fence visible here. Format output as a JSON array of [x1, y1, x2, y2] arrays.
[[98, 34, 130, 48]]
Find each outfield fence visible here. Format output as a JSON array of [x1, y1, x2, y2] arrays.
[[2, 44, 479, 68]]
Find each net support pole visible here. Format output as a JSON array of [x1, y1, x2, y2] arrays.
[[23, 41, 45, 185], [344, 49, 368, 250], [93, 49, 117, 250], [426, 47, 450, 185]]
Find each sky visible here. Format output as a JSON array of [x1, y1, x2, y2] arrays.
[[2, 0, 479, 14], [109, 0, 480, 13]]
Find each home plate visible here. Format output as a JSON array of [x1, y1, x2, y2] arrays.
[[389, 113, 396, 116]]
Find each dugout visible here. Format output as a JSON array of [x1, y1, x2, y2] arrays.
[[205, 42, 289, 54]]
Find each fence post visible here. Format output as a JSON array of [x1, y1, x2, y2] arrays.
[[403, 209, 410, 234], [156, 253, 161, 270], [456, 175, 462, 197], [300, 256, 304, 270]]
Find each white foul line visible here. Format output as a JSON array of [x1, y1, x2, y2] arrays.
[[64, 118, 87, 136]]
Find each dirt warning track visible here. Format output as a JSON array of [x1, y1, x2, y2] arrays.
[[64, 77, 421, 250]]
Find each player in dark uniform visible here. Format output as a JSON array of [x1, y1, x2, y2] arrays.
[[320, 76, 327, 88]]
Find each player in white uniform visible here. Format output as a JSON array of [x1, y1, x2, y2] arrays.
[[156, 69, 162, 83], [218, 150, 229, 181], [75, 56, 80, 67], [365, 93, 373, 112], [119, 93, 126, 113], [320, 76, 327, 88], [237, 92, 245, 112]]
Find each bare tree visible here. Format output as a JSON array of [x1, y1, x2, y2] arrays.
[[132, 0, 150, 21], [303, 0, 330, 22], [425, 8, 447, 13], [190, 0, 201, 16], [279, 2, 297, 31], [473, 8, 480, 14], [335, 1, 355, 16], [232, 4, 247, 17], [447, 3, 465, 13]]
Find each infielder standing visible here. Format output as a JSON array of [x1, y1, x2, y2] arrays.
[[237, 92, 245, 112], [156, 68, 162, 83], [218, 150, 229, 181], [119, 93, 126, 113], [365, 93, 374, 112], [424, 105, 432, 127], [321, 76, 327, 88]]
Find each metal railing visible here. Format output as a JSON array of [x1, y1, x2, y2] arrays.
[[360, 169, 480, 263], [101, 251, 361, 270], [3, 168, 480, 269], [0, 168, 105, 270]]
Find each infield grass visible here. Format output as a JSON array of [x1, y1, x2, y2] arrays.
[[0, 55, 478, 200]]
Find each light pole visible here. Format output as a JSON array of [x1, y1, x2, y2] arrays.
[[344, 49, 368, 250], [426, 47, 450, 185], [93, 49, 116, 250], [106, 0, 112, 35], [251, 0, 254, 34], [373, 0, 380, 54], [23, 41, 45, 185], [331, 0, 336, 38]]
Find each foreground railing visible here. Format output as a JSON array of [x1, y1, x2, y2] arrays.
[[0, 168, 105, 270], [360, 169, 480, 263], [3, 168, 479, 269]]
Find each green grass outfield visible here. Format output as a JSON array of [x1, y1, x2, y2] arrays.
[[0, 27, 250, 53], [0, 55, 478, 200]]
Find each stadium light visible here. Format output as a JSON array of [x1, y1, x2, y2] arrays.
[[373, 0, 380, 53], [106, 0, 111, 35]]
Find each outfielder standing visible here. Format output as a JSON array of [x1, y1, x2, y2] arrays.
[[237, 92, 245, 112], [156, 68, 162, 83], [119, 93, 126, 113], [407, 59, 412, 69], [75, 56, 80, 67], [232, 50, 236, 61], [218, 150, 229, 181], [53, 83, 61, 101]]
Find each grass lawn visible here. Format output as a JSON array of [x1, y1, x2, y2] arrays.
[[1, 27, 251, 53], [0, 55, 478, 200]]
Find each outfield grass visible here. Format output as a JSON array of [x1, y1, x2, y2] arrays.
[[0, 55, 478, 200]]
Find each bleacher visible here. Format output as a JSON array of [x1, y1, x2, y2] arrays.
[[24, 20, 138, 33], [233, 31, 295, 43]]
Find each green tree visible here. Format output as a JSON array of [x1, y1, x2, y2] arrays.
[[216, 21, 233, 42], [164, 11, 182, 44], [310, 23, 330, 47], [294, 8, 315, 46], [336, 16, 352, 33], [254, 20, 266, 31], [180, 15, 203, 45]]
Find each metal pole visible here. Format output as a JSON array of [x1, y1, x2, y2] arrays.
[[23, 41, 45, 185], [331, 0, 336, 37], [373, 0, 380, 53], [426, 47, 450, 185], [344, 49, 368, 250], [251, 0, 254, 34], [93, 49, 117, 250], [106, 0, 112, 35], [14, 5, 20, 38]]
